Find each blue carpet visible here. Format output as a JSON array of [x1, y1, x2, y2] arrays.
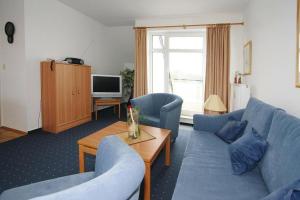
[[0, 107, 191, 200]]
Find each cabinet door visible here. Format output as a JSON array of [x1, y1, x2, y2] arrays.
[[75, 66, 91, 119], [81, 66, 91, 118], [56, 64, 76, 126]]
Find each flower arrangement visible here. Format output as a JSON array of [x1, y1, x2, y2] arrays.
[[127, 105, 140, 139]]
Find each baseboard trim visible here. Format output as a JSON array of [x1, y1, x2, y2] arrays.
[[28, 128, 42, 134], [0, 126, 27, 135]]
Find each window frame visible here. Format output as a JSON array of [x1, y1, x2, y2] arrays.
[[147, 30, 206, 93]]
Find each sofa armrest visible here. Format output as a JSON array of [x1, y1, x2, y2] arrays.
[[160, 99, 183, 126], [161, 98, 183, 113], [193, 109, 245, 133], [160, 100, 183, 140]]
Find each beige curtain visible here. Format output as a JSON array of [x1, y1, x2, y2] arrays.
[[133, 28, 147, 98], [205, 24, 230, 112]]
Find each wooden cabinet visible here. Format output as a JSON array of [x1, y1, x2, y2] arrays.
[[41, 61, 91, 133]]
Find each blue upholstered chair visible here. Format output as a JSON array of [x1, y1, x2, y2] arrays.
[[0, 136, 145, 200], [131, 93, 183, 142]]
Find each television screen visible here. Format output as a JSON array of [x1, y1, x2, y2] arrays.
[[93, 76, 120, 92], [92, 75, 122, 97]]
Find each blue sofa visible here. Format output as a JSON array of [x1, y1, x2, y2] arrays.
[[172, 98, 300, 200], [0, 136, 145, 200], [131, 93, 183, 142]]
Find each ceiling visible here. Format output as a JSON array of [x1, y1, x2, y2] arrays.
[[59, 0, 249, 26]]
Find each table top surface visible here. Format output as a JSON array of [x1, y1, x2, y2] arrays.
[[77, 121, 171, 163]]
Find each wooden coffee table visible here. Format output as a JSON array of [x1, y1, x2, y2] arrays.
[[77, 121, 171, 200]]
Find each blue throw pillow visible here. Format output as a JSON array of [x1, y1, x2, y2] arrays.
[[288, 189, 300, 200], [215, 117, 247, 143], [229, 128, 268, 175], [261, 179, 300, 200]]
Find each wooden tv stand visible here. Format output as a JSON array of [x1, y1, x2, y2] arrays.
[[94, 98, 121, 120]]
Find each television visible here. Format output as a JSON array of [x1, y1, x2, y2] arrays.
[[92, 74, 122, 98]]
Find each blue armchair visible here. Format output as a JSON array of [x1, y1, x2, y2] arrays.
[[131, 93, 183, 142], [0, 136, 145, 200]]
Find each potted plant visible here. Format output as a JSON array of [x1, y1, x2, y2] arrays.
[[120, 68, 134, 104]]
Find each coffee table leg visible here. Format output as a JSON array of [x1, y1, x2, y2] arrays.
[[165, 135, 171, 166], [144, 162, 151, 200], [79, 145, 85, 173]]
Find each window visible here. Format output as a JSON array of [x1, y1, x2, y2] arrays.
[[148, 30, 206, 121]]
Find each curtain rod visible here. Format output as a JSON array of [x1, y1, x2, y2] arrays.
[[133, 22, 244, 29]]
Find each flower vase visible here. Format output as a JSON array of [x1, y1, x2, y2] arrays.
[[127, 106, 140, 139]]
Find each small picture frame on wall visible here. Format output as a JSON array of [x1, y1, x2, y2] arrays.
[[243, 41, 252, 75]]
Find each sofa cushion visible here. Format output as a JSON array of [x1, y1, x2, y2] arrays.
[[173, 131, 269, 200], [215, 118, 247, 143], [184, 130, 229, 160], [0, 172, 95, 200], [241, 98, 277, 139], [229, 128, 268, 175], [260, 111, 300, 192]]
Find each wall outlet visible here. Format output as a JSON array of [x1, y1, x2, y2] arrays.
[[2, 64, 6, 70]]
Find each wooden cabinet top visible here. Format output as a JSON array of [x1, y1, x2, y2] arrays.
[[41, 61, 91, 68]]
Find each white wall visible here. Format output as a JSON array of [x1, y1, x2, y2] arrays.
[[230, 26, 244, 82], [24, 0, 107, 130], [0, 0, 28, 132], [135, 13, 245, 83], [0, 0, 134, 131], [100, 26, 135, 74], [244, 0, 300, 116], [0, 1, 247, 131], [0, 15, 2, 127], [23, 0, 135, 131]]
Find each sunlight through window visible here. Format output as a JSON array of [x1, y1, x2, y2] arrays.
[[148, 30, 206, 121]]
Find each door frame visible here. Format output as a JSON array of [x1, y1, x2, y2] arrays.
[[147, 29, 206, 93], [147, 29, 207, 122]]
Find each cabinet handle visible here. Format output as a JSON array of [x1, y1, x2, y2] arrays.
[[77, 89, 80, 94], [72, 90, 75, 95]]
